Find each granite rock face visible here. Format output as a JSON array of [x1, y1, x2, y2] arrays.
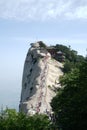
[[19, 42, 63, 115]]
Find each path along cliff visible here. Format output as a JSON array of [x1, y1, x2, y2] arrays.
[[19, 42, 63, 115]]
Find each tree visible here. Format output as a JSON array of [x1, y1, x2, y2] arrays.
[[63, 60, 75, 73], [0, 108, 51, 130], [38, 41, 47, 48], [51, 60, 87, 130], [26, 114, 51, 130], [0, 108, 18, 130]]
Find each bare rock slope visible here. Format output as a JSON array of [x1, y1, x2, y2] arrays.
[[19, 42, 63, 115]]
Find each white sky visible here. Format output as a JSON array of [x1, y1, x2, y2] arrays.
[[0, 0, 87, 110], [0, 0, 87, 21]]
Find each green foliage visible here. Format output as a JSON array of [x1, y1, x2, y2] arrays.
[[63, 60, 75, 73], [38, 41, 47, 48], [27, 114, 51, 130], [0, 108, 51, 130], [54, 44, 85, 73], [51, 60, 87, 130], [0, 108, 18, 130], [55, 44, 78, 62]]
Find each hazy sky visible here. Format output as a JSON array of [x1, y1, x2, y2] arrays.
[[0, 0, 87, 110]]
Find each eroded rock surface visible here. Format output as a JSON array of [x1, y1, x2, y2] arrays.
[[19, 42, 63, 115]]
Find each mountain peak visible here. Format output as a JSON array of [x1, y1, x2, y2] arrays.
[[19, 42, 63, 115]]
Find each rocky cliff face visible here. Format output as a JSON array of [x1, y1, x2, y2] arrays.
[[19, 42, 63, 115]]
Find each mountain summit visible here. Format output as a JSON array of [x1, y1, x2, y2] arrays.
[[19, 41, 63, 115]]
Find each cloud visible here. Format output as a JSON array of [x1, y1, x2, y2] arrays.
[[0, 0, 87, 21], [65, 5, 87, 19]]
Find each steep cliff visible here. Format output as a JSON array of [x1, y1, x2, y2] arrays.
[[19, 42, 63, 115]]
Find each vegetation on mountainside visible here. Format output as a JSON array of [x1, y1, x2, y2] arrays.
[[0, 108, 51, 130], [51, 59, 87, 130], [31, 42, 85, 73], [53, 44, 85, 73], [38, 41, 47, 48]]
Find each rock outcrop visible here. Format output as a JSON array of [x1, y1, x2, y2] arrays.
[[19, 42, 63, 115]]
